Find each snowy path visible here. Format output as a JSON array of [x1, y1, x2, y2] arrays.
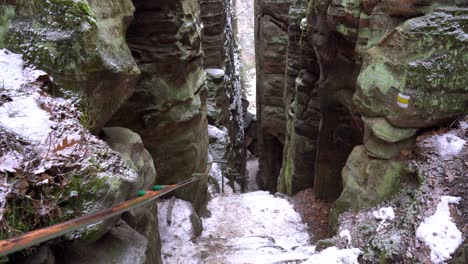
[[200, 192, 315, 263], [158, 191, 314, 264], [158, 190, 361, 264]]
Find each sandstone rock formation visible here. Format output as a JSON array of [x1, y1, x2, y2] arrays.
[[255, 0, 291, 192], [107, 0, 209, 210], [282, 0, 468, 223], [255, 0, 467, 226], [101, 127, 162, 264], [0, 0, 140, 132], [0, 58, 154, 263], [278, 0, 320, 195], [330, 0, 467, 222], [200, 0, 227, 68]]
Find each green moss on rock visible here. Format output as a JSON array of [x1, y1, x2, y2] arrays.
[[5, 0, 139, 131], [0, 4, 15, 48], [354, 7, 468, 128], [330, 146, 411, 227]]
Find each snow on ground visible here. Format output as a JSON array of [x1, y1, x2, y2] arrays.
[[200, 191, 315, 263], [303, 247, 361, 264], [157, 152, 363, 263], [0, 49, 53, 142], [416, 196, 463, 264], [339, 229, 352, 246], [433, 133, 466, 158], [158, 199, 200, 263], [208, 154, 235, 194], [158, 186, 362, 263], [373, 207, 395, 231], [460, 121, 468, 130]]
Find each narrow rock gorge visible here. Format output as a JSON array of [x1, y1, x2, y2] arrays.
[[0, 0, 467, 263]]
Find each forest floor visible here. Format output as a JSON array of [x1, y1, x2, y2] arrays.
[[290, 189, 332, 242]]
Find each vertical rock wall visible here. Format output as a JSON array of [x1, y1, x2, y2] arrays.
[[264, 0, 467, 220], [308, 0, 364, 201], [107, 0, 209, 210], [278, 0, 320, 195], [201, 0, 247, 190], [255, 0, 291, 192], [200, 0, 227, 68]]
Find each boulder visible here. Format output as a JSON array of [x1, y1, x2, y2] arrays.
[[354, 6, 468, 128], [2, 0, 140, 132], [64, 221, 148, 264], [330, 146, 411, 226], [101, 127, 157, 189], [101, 127, 162, 264]]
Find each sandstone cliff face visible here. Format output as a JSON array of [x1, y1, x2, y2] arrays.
[[255, 0, 291, 192], [275, 0, 468, 223], [200, 0, 227, 68], [325, 0, 467, 223], [107, 0, 209, 210], [257, 0, 467, 224], [278, 0, 320, 195]]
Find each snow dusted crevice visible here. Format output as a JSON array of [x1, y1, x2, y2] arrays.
[[416, 196, 463, 264]]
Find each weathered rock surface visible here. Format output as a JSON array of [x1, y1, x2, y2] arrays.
[[330, 146, 410, 226], [0, 56, 146, 263], [200, 0, 227, 68], [107, 0, 209, 210], [208, 125, 230, 162], [271, 0, 467, 226], [63, 221, 148, 264], [1, 0, 140, 132], [354, 6, 468, 128], [102, 127, 157, 189], [205, 68, 226, 124], [101, 127, 162, 264], [255, 0, 291, 192], [278, 0, 319, 195], [328, 1, 467, 221]]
